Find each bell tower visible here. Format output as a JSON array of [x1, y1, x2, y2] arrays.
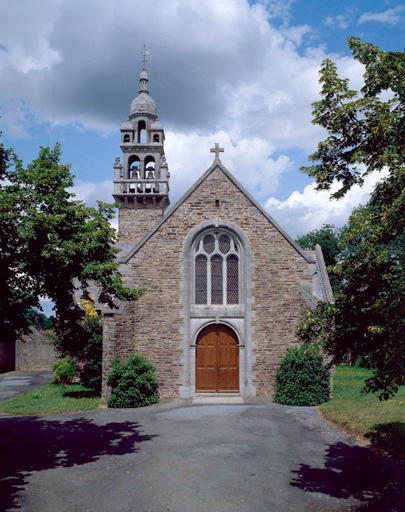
[[113, 50, 170, 243]]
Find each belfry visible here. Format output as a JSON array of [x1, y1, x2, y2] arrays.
[[113, 51, 170, 243]]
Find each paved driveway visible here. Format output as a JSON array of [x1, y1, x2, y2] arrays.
[[0, 371, 54, 403], [0, 398, 403, 511]]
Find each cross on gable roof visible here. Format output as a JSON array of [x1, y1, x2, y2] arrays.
[[210, 143, 224, 160]]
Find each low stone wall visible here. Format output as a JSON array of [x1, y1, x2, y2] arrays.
[[15, 328, 56, 371]]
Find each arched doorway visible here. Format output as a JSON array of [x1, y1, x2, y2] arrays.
[[196, 324, 239, 393]]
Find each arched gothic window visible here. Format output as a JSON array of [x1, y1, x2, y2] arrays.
[[194, 231, 239, 305]]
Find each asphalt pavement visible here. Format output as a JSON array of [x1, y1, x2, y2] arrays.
[[0, 371, 53, 403], [0, 388, 403, 511]]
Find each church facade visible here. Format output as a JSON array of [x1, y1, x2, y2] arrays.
[[101, 64, 332, 400]]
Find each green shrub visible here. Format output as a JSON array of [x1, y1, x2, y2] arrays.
[[274, 343, 330, 406], [107, 354, 159, 408], [53, 356, 78, 384]]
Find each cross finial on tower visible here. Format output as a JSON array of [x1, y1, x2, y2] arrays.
[[142, 45, 149, 69], [210, 143, 224, 160]]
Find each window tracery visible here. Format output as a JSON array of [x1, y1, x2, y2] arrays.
[[194, 231, 239, 305]]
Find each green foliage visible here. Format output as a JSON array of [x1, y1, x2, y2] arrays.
[[299, 38, 405, 399], [55, 301, 103, 394], [301, 37, 405, 198], [297, 172, 405, 400], [296, 303, 337, 346], [0, 135, 143, 343], [329, 182, 404, 399], [25, 308, 54, 331], [41, 329, 56, 341], [296, 224, 346, 267], [53, 356, 78, 384], [54, 298, 103, 394], [79, 315, 103, 394], [296, 223, 347, 291], [274, 344, 330, 406], [107, 354, 159, 408]]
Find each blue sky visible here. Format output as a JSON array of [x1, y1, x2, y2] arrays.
[[0, 0, 404, 242]]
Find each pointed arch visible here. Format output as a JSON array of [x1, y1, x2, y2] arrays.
[[180, 218, 255, 398], [193, 230, 239, 306], [196, 323, 239, 392]]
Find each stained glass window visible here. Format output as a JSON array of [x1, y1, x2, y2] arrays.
[[194, 231, 239, 305], [219, 234, 230, 254], [211, 255, 223, 304], [195, 255, 207, 304], [227, 255, 239, 304], [203, 234, 215, 254]]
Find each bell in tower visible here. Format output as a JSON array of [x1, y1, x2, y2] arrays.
[[113, 50, 170, 243]]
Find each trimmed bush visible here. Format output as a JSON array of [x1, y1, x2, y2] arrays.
[[107, 354, 159, 408], [53, 356, 78, 385], [274, 343, 330, 406]]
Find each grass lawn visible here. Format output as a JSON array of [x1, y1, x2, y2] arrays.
[[0, 382, 100, 415], [320, 366, 405, 459]]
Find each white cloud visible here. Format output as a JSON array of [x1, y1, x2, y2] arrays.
[[325, 14, 352, 30], [358, 6, 405, 26], [1, 0, 369, 165], [253, 0, 296, 24], [165, 129, 295, 207], [0, 0, 326, 143], [70, 180, 118, 231], [70, 180, 113, 206], [265, 169, 390, 238], [0, 99, 34, 138], [0, 0, 62, 73], [0, 0, 389, 238]]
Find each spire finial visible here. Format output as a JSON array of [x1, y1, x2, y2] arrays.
[[142, 45, 149, 69], [210, 143, 224, 160]]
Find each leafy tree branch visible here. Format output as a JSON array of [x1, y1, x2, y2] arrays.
[[298, 39, 404, 399], [0, 135, 143, 344]]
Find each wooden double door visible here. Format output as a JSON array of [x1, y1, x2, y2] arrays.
[[196, 324, 239, 393]]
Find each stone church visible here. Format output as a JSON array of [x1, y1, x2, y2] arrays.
[[101, 64, 332, 400]]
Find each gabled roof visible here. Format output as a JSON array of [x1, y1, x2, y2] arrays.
[[117, 158, 313, 264]]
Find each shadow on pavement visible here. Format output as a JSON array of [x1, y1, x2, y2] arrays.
[[0, 415, 157, 511], [366, 421, 405, 460], [291, 441, 405, 511]]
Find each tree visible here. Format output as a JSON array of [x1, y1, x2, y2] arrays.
[[301, 37, 404, 198], [75, 297, 103, 394], [299, 38, 405, 399], [0, 136, 143, 344], [25, 308, 54, 331], [296, 224, 346, 267], [296, 224, 346, 292]]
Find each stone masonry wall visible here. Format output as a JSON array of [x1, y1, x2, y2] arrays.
[[102, 166, 314, 399], [118, 205, 164, 244]]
